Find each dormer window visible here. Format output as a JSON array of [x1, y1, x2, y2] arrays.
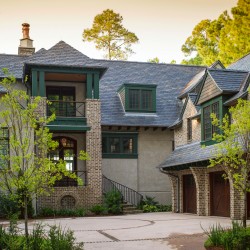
[[118, 84, 156, 113]]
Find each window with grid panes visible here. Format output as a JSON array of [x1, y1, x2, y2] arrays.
[[102, 133, 138, 158], [203, 101, 220, 141], [0, 128, 9, 168]]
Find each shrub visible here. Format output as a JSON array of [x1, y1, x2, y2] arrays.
[[139, 196, 172, 213], [90, 205, 107, 215], [204, 221, 250, 250], [104, 190, 123, 214], [0, 221, 84, 249], [0, 194, 20, 218]]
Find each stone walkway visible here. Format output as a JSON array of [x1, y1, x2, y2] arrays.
[[7, 212, 233, 249]]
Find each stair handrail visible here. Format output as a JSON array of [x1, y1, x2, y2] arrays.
[[102, 175, 143, 207]]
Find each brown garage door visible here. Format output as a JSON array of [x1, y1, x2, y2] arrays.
[[210, 171, 230, 217], [183, 174, 197, 214]]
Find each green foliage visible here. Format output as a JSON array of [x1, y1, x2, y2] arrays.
[[148, 57, 160, 63], [90, 204, 107, 215], [104, 190, 123, 214], [83, 9, 139, 60], [0, 194, 20, 218], [0, 222, 84, 250], [182, 0, 250, 66], [210, 98, 250, 226], [204, 221, 250, 249], [138, 196, 172, 213], [38, 207, 86, 217]]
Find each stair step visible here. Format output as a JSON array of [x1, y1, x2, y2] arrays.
[[123, 206, 138, 211], [123, 210, 144, 214]]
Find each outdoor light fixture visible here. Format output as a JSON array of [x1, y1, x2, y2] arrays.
[[61, 138, 67, 147]]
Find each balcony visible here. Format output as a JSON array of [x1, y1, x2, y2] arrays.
[[54, 170, 87, 187], [46, 101, 90, 131]]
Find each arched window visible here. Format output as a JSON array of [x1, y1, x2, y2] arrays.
[[49, 137, 77, 171]]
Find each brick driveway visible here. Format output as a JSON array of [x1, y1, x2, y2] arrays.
[[20, 212, 232, 249]]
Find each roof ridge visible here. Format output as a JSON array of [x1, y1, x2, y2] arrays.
[[208, 68, 248, 73]]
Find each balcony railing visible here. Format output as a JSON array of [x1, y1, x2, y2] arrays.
[[47, 100, 85, 117], [54, 170, 87, 187]]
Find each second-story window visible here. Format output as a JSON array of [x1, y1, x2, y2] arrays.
[[203, 101, 220, 142], [118, 84, 157, 113], [187, 118, 192, 141]]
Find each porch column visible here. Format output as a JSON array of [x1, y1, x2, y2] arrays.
[[38, 71, 45, 97], [85, 99, 102, 205], [190, 167, 207, 216], [31, 70, 38, 96]]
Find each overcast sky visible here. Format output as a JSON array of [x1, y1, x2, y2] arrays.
[[0, 0, 237, 63]]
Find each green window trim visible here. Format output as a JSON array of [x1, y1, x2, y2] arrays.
[[201, 96, 227, 146], [0, 128, 9, 168], [102, 132, 138, 159], [118, 84, 157, 113]]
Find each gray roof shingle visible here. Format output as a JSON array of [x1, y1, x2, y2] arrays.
[[158, 142, 215, 170], [228, 53, 250, 72], [88, 60, 205, 126], [208, 69, 248, 92]]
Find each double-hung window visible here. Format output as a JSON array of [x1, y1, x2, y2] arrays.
[[0, 128, 9, 168], [102, 133, 138, 158]]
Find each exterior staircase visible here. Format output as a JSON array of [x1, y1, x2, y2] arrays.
[[122, 202, 143, 215], [102, 175, 144, 214]]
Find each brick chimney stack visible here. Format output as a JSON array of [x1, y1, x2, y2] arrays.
[[18, 23, 35, 56]]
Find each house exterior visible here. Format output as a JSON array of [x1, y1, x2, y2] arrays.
[[1, 24, 249, 217], [159, 54, 250, 219]]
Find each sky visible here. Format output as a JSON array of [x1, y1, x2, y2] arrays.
[[0, 0, 237, 63]]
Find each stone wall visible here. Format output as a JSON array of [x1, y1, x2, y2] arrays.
[[174, 98, 201, 147]]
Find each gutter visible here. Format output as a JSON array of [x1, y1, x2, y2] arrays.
[[159, 168, 180, 213]]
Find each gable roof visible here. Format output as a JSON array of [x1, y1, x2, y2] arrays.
[[228, 53, 250, 72], [87, 59, 205, 127], [208, 69, 248, 93]]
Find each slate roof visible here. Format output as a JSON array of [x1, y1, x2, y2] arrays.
[[228, 53, 250, 72], [87, 59, 204, 126], [158, 142, 215, 170], [26, 41, 92, 67], [208, 69, 248, 93], [0, 54, 28, 79]]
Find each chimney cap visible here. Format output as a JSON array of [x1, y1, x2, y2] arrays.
[[22, 23, 30, 27]]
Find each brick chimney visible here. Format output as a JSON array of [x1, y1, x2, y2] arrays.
[[18, 23, 35, 56]]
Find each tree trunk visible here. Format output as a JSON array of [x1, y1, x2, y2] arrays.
[[24, 196, 29, 238], [243, 191, 247, 228]]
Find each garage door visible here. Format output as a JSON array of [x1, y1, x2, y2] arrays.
[[210, 171, 230, 217], [183, 174, 197, 214]]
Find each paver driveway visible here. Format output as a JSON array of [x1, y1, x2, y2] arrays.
[[21, 212, 232, 249]]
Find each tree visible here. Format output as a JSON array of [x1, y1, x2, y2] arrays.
[[83, 9, 139, 60], [148, 57, 160, 63], [210, 98, 250, 227], [182, 0, 250, 66], [0, 70, 88, 238]]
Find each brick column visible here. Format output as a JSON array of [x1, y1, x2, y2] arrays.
[[167, 174, 178, 212], [229, 179, 244, 220], [190, 167, 207, 216], [85, 99, 102, 204]]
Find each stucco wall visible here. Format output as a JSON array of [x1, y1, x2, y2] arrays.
[[102, 128, 173, 204]]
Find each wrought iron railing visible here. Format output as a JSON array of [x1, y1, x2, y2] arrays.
[[47, 100, 85, 117], [54, 170, 87, 187], [102, 175, 143, 207]]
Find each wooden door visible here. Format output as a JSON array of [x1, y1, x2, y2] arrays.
[[210, 171, 230, 217], [183, 174, 197, 214]]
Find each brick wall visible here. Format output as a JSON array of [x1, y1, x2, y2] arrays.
[[38, 99, 103, 211]]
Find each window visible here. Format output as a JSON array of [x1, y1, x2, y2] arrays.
[[49, 137, 76, 171], [202, 101, 220, 142], [0, 128, 9, 168], [187, 118, 192, 141], [47, 87, 76, 117], [102, 133, 138, 158], [118, 84, 156, 113]]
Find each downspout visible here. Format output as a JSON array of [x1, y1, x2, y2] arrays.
[[160, 168, 180, 213]]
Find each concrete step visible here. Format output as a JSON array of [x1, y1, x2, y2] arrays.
[[123, 209, 144, 214]]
